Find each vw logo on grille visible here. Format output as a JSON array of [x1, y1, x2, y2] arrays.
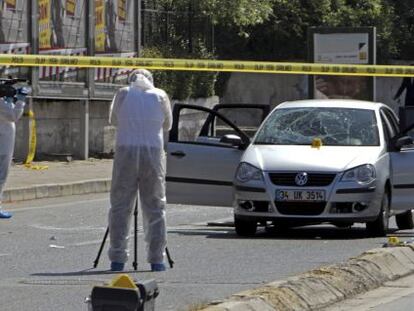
[[295, 172, 308, 186]]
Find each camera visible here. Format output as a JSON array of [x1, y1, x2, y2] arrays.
[[0, 77, 31, 99]]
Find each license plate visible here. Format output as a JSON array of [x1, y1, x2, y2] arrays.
[[276, 189, 325, 202]]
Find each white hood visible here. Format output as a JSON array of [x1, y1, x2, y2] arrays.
[[242, 145, 383, 172], [130, 73, 154, 90]]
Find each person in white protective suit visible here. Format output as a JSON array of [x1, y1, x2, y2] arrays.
[[0, 93, 27, 219], [108, 69, 172, 272]]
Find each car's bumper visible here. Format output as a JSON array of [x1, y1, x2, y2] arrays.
[[233, 177, 381, 224]]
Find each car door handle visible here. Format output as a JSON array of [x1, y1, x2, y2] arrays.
[[170, 151, 186, 158]]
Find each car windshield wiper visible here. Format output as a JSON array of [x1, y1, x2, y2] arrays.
[[254, 141, 278, 145]]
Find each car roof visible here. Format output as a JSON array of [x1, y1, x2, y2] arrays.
[[277, 99, 384, 110]]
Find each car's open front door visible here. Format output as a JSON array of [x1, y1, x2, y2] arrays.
[[166, 103, 269, 206], [390, 116, 414, 211]]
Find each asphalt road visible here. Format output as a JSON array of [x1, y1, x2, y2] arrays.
[[1, 193, 413, 311]]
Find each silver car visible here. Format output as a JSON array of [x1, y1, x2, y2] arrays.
[[166, 100, 414, 237]]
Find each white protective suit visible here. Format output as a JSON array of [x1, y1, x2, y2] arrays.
[[0, 97, 25, 211], [108, 69, 172, 265]]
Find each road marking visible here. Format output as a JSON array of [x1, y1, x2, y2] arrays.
[[30, 224, 105, 232], [66, 240, 104, 247], [49, 244, 65, 249]]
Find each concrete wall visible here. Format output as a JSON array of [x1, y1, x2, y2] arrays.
[[222, 73, 308, 109], [222, 73, 405, 113], [13, 96, 219, 161], [13, 99, 110, 161]]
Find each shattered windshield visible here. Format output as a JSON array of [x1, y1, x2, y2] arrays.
[[254, 107, 379, 146]]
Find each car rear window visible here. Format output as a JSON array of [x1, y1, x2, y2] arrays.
[[254, 107, 379, 146]]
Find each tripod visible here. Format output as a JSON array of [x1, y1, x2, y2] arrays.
[[93, 200, 174, 270]]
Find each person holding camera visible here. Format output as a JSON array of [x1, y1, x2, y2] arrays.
[[0, 90, 27, 218], [107, 69, 172, 272], [394, 75, 414, 107]]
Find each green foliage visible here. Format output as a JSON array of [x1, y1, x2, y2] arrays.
[[144, 0, 414, 100], [145, 0, 278, 99], [158, 0, 275, 28], [213, 0, 396, 62], [389, 0, 414, 59], [141, 44, 217, 101]]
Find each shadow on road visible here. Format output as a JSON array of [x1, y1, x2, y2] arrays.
[[169, 224, 403, 241], [31, 267, 152, 277]]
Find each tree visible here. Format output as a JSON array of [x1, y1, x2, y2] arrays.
[[388, 0, 414, 60], [213, 0, 396, 62], [143, 0, 277, 99], [142, 1, 413, 98], [158, 0, 275, 28]]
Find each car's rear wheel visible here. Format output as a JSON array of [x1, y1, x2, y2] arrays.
[[396, 210, 414, 230], [366, 190, 390, 237], [234, 217, 257, 237]]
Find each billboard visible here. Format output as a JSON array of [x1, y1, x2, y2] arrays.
[[94, 0, 135, 84], [314, 33, 369, 64], [39, 0, 52, 49], [118, 0, 126, 23], [308, 27, 376, 101], [95, 0, 106, 52], [6, 0, 16, 9], [65, 0, 76, 16], [38, 0, 87, 83], [0, 0, 29, 79], [0, 0, 139, 98]]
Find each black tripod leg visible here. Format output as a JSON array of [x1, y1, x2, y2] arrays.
[[93, 227, 109, 268], [165, 246, 174, 268], [133, 200, 138, 271]]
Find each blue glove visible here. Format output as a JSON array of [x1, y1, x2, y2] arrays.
[[16, 87, 30, 102], [16, 93, 27, 102], [4, 96, 14, 104]]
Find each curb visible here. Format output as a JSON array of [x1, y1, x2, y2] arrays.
[[3, 179, 111, 203], [199, 245, 414, 311]]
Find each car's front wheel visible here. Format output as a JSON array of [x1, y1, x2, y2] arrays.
[[396, 210, 414, 230], [234, 217, 257, 237], [366, 189, 390, 237]]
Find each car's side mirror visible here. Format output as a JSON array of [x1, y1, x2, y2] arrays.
[[394, 136, 414, 151], [220, 134, 244, 148]]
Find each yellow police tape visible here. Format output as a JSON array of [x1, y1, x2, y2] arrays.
[[23, 109, 48, 170], [1, 53, 414, 77]]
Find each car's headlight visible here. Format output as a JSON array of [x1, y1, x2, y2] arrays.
[[235, 162, 262, 183], [341, 164, 376, 184]]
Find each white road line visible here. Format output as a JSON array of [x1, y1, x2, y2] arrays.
[[66, 240, 104, 247], [30, 224, 106, 231]]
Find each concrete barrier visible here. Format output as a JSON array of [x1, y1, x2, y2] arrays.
[[3, 179, 111, 203], [199, 245, 414, 311]]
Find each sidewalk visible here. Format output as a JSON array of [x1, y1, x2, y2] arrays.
[[325, 273, 414, 311], [3, 159, 113, 203]]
